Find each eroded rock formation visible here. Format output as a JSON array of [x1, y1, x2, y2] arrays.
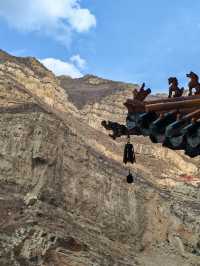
[[0, 50, 200, 265]]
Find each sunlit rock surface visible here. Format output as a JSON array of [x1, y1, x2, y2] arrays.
[[0, 50, 200, 265]]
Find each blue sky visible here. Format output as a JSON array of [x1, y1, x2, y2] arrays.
[[1, 0, 200, 93]]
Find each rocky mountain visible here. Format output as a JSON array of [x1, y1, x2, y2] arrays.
[[0, 49, 200, 266]]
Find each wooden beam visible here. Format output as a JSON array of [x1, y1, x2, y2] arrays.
[[146, 99, 200, 112], [145, 95, 200, 105]]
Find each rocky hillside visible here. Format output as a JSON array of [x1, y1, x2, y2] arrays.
[[0, 49, 200, 266]]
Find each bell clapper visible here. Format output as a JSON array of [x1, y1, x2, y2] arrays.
[[127, 169, 135, 184]]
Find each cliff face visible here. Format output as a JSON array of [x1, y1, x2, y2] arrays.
[[0, 50, 200, 266]]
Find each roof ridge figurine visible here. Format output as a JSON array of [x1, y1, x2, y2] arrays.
[[187, 71, 200, 96], [133, 82, 151, 102], [168, 77, 184, 98]]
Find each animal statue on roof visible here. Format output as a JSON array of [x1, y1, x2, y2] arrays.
[[133, 82, 151, 102], [168, 77, 184, 98], [187, 71, 200, 96]]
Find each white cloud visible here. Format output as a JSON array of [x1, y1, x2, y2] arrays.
[[40, 57, 84, 78], [70, 54, 86, 69], [68, 7, 96, 33], [0, 0, 96, 45]]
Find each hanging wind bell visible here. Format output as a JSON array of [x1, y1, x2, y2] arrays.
[[123, 136, 136, 183], [123, 136, 136, 164]]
